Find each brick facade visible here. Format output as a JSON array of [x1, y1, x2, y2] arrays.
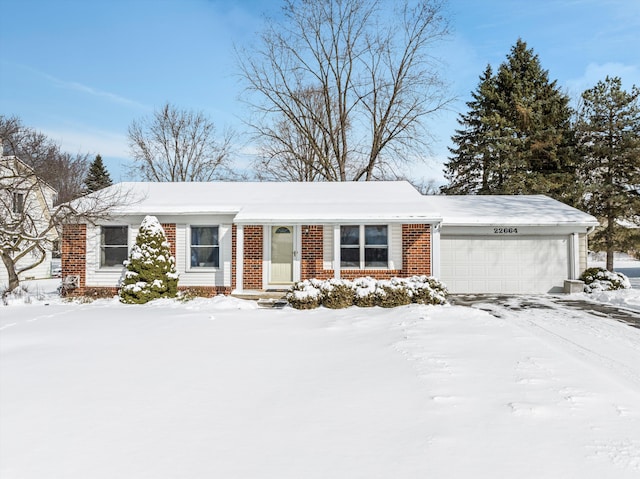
[[300, 224, 431, 281], [61, 223, 87, 294], [62, 221, 432, 297], [160, 223, 176, 258], [401, 224, 431, 276], [243, 225, 263, 290]]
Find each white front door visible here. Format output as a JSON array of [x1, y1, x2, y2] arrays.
[[270, 226, 294, 284]]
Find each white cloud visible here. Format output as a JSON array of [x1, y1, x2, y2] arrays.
[[565, 62, 640, 97], [26, 65, 149, 110], [41, 126, 129, 159]]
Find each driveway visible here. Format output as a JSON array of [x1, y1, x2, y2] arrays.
[[449, 294, 640, 329]]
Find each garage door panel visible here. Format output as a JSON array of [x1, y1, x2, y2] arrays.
[[440, 235, 569, 294]]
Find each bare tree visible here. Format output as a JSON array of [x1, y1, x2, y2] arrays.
[[1, 156, 132, 294], [253, 87, 343, 181], [128, 103, 236, 181], [238, 0, 451, 182], [1, 115, 89, 203]]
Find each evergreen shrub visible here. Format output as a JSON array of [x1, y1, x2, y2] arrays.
[[119, 216, 179, 304], [286, 276, 447, 309], [320, 279, 355, 309], [377, 278, 413, 308], [580, 267, 631, 292], [285, 279, 322, 309], [353, 277, 378, 307]]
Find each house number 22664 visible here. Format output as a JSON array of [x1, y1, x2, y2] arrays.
[[493, 227, 518, 234]]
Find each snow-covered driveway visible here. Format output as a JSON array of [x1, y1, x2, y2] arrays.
[[2, 293, 640, 478]]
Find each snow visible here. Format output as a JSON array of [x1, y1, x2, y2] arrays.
[[89, 181, 424, 216], [2, 276, 640, 478], [421, 195, 599, 226], [139, 214, 166, 236]]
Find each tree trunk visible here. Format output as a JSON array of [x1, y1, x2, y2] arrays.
[[606, 214, 615, 272], [1, 251, 20, 292]]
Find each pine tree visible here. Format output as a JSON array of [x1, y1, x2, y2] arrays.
[[443, 65, 502, 194], [442, 39, 577, 202], [119, 216, 179, 304], [576, 76, 640, 271], [84, 154, 113, 192]]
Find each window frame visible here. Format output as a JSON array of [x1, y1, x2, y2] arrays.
[[340, 224, 389, 269], [12, 192, 25, 214], [188, 225, 220, 270], [99, 225, 129, 268]]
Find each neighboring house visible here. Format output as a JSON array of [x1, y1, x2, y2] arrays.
[[0, 156, 58, 285], [60, 181, 598, 296]]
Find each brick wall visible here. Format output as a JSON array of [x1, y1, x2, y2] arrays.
[[301, 225, 327, 279], [160, 223, 176, 258], [243, 225, 263, 290], [299, 223, 431, 281], [402, 224, 431, 276], [61, 223, 87, 294]]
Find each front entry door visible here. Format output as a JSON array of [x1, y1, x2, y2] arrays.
[[270, 226, 294, 284]]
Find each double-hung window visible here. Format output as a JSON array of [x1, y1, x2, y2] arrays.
[[100, 226, 128, 267], [12, 192, 24, 214], [340, 225, 388, 269], [190, 226, 219, 268]]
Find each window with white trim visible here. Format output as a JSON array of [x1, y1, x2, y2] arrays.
[[100, 226, 128, 267], [340, 225, 388, 268], [190, 226, 219, 268]]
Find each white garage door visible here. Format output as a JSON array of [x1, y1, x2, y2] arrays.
[[440, 235, 569, 294]]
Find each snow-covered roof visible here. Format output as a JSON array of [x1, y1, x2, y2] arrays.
[[421, 195, 599, 227], [98, 181, 440, 223], [88, 182, 598, 228]]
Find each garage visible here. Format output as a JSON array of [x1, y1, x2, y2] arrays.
[[440, 235, 569, 294], [422, 195, 599, 294]]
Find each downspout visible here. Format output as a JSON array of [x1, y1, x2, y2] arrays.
[[431, 222, 441, 279]]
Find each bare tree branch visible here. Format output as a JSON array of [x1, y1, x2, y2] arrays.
[[128, 103, 237, 182], [1, 156, 135, 293], [238, 0, 452, 181]]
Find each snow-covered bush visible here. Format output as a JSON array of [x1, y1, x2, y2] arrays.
[[286, 276, 447, 309], [119, 216, 179, 304], [580, 267, 631, 293], [285, 279, 322, 309], [405, 275, 448, 305], [377, 278, 413, 308], [353, 277, 378, 307], [319, 278, 355, 309]]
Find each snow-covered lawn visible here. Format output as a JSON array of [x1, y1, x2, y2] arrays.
[[2, 278, 640, 478]]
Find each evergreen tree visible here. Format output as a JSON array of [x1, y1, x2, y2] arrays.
[[576, 76, 640, 271], [84, 154, 113, 192], [119, 216, 179, 304], [443, 65, 502, 194], [442, 39, 577, 203]]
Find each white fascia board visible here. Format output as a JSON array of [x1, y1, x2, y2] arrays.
[[233, 215, 442, 225]]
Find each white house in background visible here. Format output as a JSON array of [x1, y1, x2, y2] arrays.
[[1, 156, 58, 286], [61, 181, 599, 296]]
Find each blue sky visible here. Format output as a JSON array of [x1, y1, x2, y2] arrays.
[[1, 0, 638, 184]]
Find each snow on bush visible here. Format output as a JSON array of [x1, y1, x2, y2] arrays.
[[319, 278, 356, 309], [286, 276, 447, 309], [119, 216, 179, 304], [377, 278, 413, 308], [285, 279, 323, 309], [580, 267, 631, 293], [353, 277, 378, 307]]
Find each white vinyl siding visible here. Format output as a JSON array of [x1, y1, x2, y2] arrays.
[[85, 216, 234, 288]]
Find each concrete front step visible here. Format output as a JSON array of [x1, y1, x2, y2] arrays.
[[232, 290, 288, 300]]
